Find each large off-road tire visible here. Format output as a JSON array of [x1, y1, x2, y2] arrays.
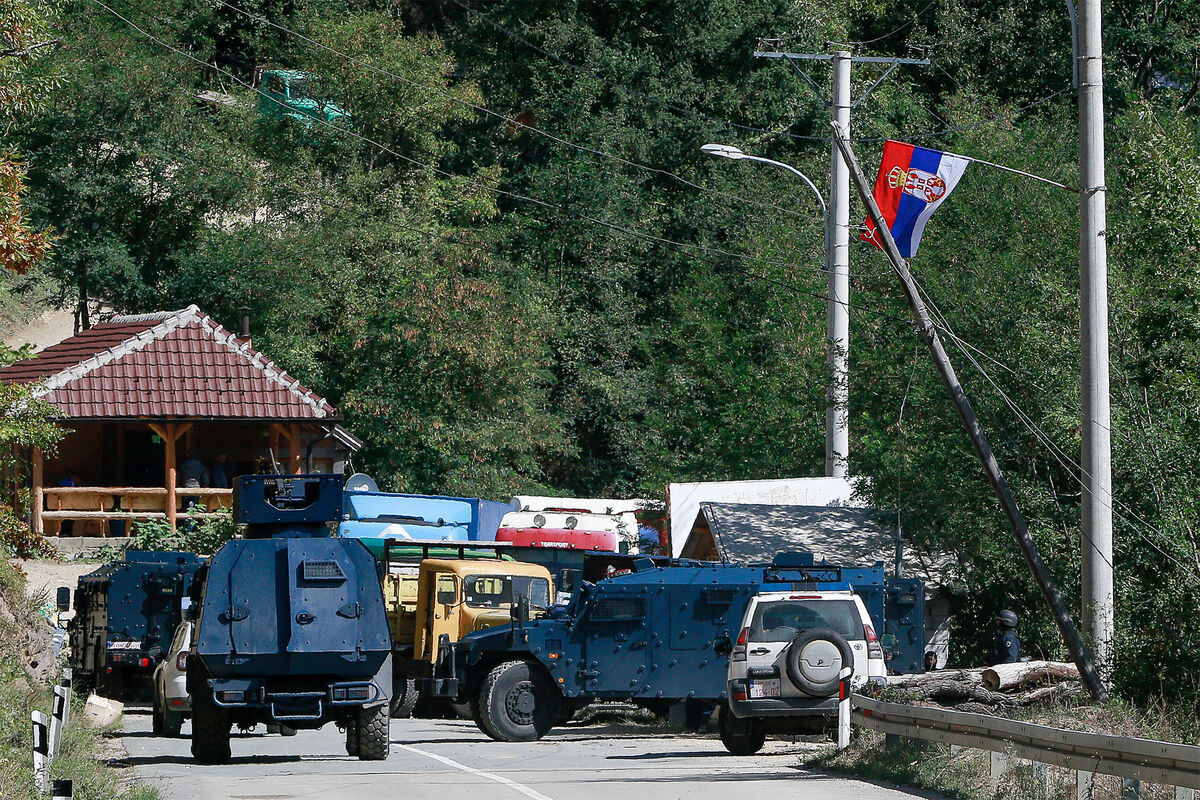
[[718, 705, 766, 756], [784, 628, 854, 697], [162, 709, 184, 737], [356, 704, 390, 761], [477, 660, 561, 742], [390, 676, 419, 719], [190, 700, 232, 764]]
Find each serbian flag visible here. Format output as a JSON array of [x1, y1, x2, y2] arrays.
[[861, 140, 970, 258]]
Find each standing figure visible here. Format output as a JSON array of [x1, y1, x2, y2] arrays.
[[991, 609, 1021, 664]]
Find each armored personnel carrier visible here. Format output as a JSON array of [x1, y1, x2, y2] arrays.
[[67, 550, 202, 697], [187, 475, 392, 763]]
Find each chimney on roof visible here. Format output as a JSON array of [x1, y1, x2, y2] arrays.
[[238, 306, 251, 347]]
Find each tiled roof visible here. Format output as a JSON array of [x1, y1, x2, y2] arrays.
[[0, 305, 337, 420]]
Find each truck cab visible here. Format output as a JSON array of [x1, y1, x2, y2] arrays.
[[255, 68, 348, 127], [379, 543, 554, 717]]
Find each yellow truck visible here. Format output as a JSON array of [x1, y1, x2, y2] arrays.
[[381, 545, 554, 717]]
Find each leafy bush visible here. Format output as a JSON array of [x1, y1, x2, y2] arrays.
[[129, 506, 238, 555], [0, 504, 54, 559]]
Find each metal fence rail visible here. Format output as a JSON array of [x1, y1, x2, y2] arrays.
[[852, 694, 1200, 791]]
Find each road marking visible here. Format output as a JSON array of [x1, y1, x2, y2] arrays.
[[395, 743, 555, 800]]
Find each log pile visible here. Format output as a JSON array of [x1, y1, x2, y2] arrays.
[[885, 660, 1082, 710]]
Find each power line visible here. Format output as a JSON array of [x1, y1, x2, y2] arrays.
[[209, 0, 827, 227], [855, 85, 1075, 143], [848, 0, 940, 47], [83, 0, 916, 326], [908, 275, 1200, 585], [447, 0, 832, 144]]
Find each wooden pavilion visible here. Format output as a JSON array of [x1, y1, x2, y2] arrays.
[[1, 305, 361, 536]]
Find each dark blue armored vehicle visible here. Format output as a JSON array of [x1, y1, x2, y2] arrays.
[[67, 550, 202, 697], [426, 553, 924, 742], [187, 475, 392, 763]]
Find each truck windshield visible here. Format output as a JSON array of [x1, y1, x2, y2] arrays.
[[463, 575, 550, 609], [748, 599, 863, 642]]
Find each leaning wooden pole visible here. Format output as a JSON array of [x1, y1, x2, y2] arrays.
[[830, 121, 1108, 702]]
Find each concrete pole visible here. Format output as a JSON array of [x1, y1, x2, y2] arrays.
[[1078, 0, 1113, 674], [825, 51, 852, 478]]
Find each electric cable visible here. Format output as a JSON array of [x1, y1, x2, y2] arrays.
[[208, 0, 827, 227]]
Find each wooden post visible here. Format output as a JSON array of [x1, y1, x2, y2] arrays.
[[831, 121, 1108, 703], [164, 424, 177, 531], [31, 446, 45, 536], [289, 424, 301, 474]]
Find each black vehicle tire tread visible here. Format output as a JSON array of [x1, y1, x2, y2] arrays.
[[151, 705, 164, 735], [478, 660, 560, 743], [357, 704, 390, 761], [390, 677, 419, 719], [163, 709, 183, 737], [190, 701, 231, 764], [345, 719, 360, 757], [783, 627, 854, 697], [718, 705, 766, 756]]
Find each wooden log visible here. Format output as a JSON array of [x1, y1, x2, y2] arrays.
[[982, 660, 1080, 691], [887, 668, 989, 688]]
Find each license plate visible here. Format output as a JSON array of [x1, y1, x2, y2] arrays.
[[749, 678, 781, 698]]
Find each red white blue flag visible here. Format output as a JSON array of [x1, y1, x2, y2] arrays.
[[861, 140, 970, 258]]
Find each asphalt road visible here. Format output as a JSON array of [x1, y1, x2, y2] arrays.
[[118, 707, 933, 800]]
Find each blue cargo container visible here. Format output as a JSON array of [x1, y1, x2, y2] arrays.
[[338, 491, 511, 554]]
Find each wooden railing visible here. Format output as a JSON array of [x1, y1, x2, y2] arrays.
[[39, 486, 233, 536]]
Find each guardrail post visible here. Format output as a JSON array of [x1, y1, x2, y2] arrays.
[[50, 685, 69, 758], [1176, 787, 1195, 800], [990, 750, 1008, 782], [52, 779, 73, 800], [837, 667, 851, 750], [1121, 778, 1140, 799], [60, 672, 72, 731], [1077, 770, 1093, 800], [32, 710, 49, 793]]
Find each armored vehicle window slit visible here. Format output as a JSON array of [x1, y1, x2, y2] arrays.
[[591, 596, 646, 621]]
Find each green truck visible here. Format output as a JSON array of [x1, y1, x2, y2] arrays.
[[254, 67, 348, 126]]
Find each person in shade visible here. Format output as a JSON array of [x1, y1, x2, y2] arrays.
[[991, 610, 1021, 664]]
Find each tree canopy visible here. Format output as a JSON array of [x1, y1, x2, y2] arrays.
[[7, 0, 1200, 710]]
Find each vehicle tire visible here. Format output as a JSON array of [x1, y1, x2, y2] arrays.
[[717, 705, 766, 756], [356, 704, 390, 761], [190, 700, 232, 764], [390, 676, 419, 719], [163, 709, 184, 737], [477, 660, 560, 742], [151, 705, 164, 735], [345, 719, 360, 757], [278, 725, 297, 737], [783, 628, 854, 697]]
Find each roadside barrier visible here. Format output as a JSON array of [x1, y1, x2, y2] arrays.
[[852, 693, 1200, 797], [32, 670, 75, 795]]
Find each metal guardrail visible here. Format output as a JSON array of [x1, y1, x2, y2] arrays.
[[853, 694, 1200, 791]]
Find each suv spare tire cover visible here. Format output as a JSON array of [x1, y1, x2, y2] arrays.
[[784, 627, 854, 696]]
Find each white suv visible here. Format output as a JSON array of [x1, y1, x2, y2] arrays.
[[720, 590, 886, 754], [152, 621, 193, 737]]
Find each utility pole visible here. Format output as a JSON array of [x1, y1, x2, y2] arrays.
[[755, 48, 928, 478], [832, 121, 1109, 702], [1078, 0, 1113, 674]]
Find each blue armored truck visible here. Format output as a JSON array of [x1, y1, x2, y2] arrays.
[[426, 553, 923, 742], [187, 475, 392, 763], [67, 551, 202, 698]]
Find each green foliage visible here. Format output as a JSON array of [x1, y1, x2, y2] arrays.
[[9, 0, 1200, 722], [129, 506, 238, 555], [0, 503, 54, 558]]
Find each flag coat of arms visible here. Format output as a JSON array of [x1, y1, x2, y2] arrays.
[[861, 140, 970, 258]]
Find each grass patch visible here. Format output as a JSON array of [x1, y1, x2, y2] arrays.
[[0, 558, 158, 799]]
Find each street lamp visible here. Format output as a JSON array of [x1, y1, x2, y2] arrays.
[[702, 143, 848, 478]]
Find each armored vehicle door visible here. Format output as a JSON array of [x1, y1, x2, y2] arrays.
[[576, 584, 651, 695], [285, 540, 373, 665]]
